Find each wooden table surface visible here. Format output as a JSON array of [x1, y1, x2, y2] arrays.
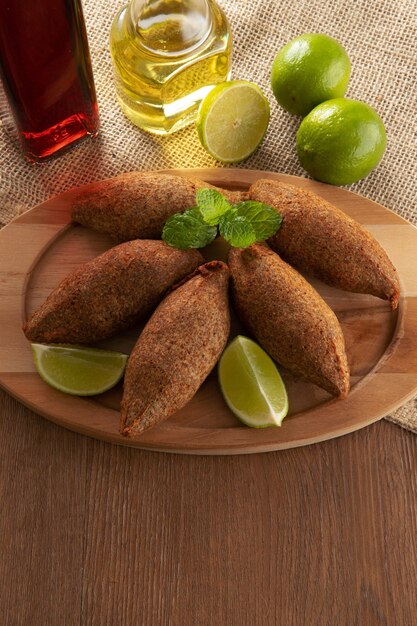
[[1, 390, 416, 626]]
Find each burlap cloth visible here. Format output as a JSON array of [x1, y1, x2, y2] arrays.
[[0, 0, 416, 431]]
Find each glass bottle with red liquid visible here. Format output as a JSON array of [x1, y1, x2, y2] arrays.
[[0, 0, 99, 162]]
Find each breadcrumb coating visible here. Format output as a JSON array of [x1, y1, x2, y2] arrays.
[[120, 261, 230, 436], [250, 179, 400, 309], [72, 172, 247, 241], [229, 244, 350, 397], [23, 240, 203, 344]]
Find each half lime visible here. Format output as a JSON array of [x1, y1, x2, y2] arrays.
[[196, 80, 270, 163]]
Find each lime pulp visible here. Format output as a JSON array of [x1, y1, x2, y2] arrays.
[[218, 336, 289, 428], [196, 80, 270, 163], [31, 343, 128, 396]]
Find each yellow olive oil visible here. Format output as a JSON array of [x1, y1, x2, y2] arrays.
[[110, 0, 232, 135]]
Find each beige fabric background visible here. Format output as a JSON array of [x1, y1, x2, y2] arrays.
[[0, 0, 416, 430]]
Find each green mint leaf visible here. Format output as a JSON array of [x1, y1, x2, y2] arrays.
[[196, 188, 231, 226], [234, 201, 282, 241], [162, 208, 217, 250], [219, 210, 257, 248]]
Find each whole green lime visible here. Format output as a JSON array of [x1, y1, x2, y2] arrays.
[[271, 33, 351, 116], [296, 98, 386, 185]]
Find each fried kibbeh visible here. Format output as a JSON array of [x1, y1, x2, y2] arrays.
[[120, 261, 230, 437], [71, 171, 247, 242], [23, 240, 203, 344], [229, 244, 350, 397], [249, 179, 400, 309]]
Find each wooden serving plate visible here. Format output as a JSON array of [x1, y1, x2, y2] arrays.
[[0, 169, 416, 454]]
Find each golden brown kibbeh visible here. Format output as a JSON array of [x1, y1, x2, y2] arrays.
[[71, 171, 247, 241], [120, 261, 230, 437], [249, 179, 400, 309], [229, 244, 350, 397], [23, 240, 203, 344]]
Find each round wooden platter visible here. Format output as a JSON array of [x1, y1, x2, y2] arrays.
[[1, 168, 416, 454]]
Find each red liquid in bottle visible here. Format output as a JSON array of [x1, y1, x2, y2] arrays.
[[0, 0, 99, 161]]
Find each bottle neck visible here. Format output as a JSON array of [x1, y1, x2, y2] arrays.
[[129, 0, 213, 55]]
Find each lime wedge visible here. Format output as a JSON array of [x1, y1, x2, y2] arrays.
[[31, 343, 128, 396], [196, 80, 270, 163], [218, 336, 289, 428]]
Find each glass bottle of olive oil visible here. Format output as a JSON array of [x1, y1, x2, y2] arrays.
[[110, 0, 232, 135]]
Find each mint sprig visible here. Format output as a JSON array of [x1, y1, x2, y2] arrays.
[[219, 210, 257, 248], [162, 208, 217, 250], [233, 201, 282, 240], [162, 188, 282, 250], [196, 188, 231, 225]]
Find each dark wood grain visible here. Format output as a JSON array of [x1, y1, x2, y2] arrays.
[[1, 391, 417, 625], [0, 390, 87, 626]]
